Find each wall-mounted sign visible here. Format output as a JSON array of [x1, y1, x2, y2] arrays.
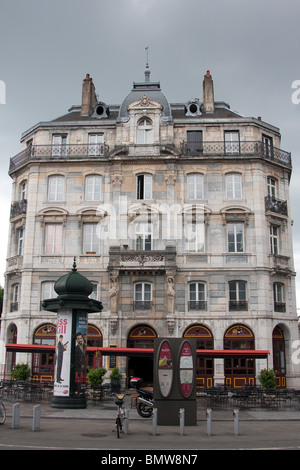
[[157, 340, 173, 397], [179, 340, 194, 398]]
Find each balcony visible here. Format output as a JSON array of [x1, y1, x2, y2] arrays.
[[274, 302, 286, 312], [265, 196, 288, 217], [108, 246, 176, 275], [188, 300, 207, 310], [229, 300, 248, 311], [133, 301, 152, 310], [10, 199, 27, 219], [9, 140, 291, 175], [9, 143, 110, 174], [180, 140, 291, 167]]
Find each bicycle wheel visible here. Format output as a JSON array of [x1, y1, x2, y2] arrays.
[[116, 417, 121, 438], [0, 402, 6, 425]]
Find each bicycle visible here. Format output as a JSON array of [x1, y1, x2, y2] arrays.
[[112, 393, 129, 438], [0, 401, 6, 425]]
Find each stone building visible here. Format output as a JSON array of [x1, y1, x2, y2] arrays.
[[1, 66, 298, 389]]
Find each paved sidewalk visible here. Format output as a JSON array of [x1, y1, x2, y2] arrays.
[[1, 399, 300, 451]]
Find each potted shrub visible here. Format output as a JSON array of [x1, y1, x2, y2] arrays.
[[259, 368, 276, 390], [87, 367, 107, 388], [11, 363, 31, 381], [109, 367, 122, 393]]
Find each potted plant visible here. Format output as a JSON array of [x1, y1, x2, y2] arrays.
[[109, 367, 122, 393], [11, 363, 31, 381], [259, 368, 276, 390], [87, 367, 107, 388]]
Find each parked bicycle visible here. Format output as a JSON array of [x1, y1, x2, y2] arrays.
[[112, 392, 129, 438], [0, 399, 6, 425]]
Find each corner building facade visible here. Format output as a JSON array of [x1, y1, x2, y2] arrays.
[[1, 68, 299, 389]]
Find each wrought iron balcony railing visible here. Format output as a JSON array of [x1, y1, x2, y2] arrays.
[[9, 143, 110, 174], [188, 300, 207, 310], [10, 199, 27, 219], [265, 195, 288, 216], [229, 300, 248, 311], [9, 140, 291, 175], [180, 140, 291, 167], [133, 300, 152, 310], [274, 302, 286, 312]]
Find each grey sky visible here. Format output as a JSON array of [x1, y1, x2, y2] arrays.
[[0, 0, 299, 307]]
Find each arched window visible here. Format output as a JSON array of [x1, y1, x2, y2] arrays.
[[137, 118, 153, 144], [224, 324, 255, 388], [184, 324, 214, 388]]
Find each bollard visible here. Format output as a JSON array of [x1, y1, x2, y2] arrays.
[[233, 408, 239, 436], [32, 405, 41, 432], [124, 408, 129, 435], [12, 403, 20, 429], [179, 408, 185, 436], [206, 408, 212, 436], [152, 408, 158, 436]]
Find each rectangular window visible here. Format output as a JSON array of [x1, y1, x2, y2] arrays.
[[186, 221, 205, 252], [18, 227, 24, 256], [48, 175, 64, 201], [273, 283, 286, 312], [83, 223, 99, 253], [88, 134, 104, 156], [186, 130, 203, 155], [41, 282, 56, 301], [45, 224, 62, 254], [134, 283, 152, 310], [224, 131, 240, 154], [137, 174, 152, 199], [135, 222, 152, 250], [189, 282, 206, 310], [267, 176, 277, 199], [263, 135, 273, 158], [85, 175, 102, 201], [226, 173, 242, 199], [187, 174, 203, 199], [229, 281, 247, 310], [228, 223, 244, 252], [52, 135, 67, 157], [270, 225, 279, 254]]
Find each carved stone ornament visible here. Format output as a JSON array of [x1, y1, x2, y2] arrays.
[[139, 95, 151, 107], [111, 175, 123, 185]]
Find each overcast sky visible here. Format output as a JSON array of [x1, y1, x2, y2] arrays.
[[0, 0, 299, 309]]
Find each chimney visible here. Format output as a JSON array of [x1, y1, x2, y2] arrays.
[[202, 70, 215, 114], [81, 74, 98, 116]]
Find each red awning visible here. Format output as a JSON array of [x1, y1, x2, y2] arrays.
[[5, 343, 269, 359]]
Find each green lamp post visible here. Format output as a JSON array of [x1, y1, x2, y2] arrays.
[[42, 258, 103, 409]]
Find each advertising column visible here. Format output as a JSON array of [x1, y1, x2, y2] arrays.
[[53, 309, 88, 407]]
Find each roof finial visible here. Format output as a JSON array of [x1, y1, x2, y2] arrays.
[[145, 46, 150, 82], [72, 256, 77, 272]]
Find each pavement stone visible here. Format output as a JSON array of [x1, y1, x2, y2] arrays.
[[1, 398, 300, 452]]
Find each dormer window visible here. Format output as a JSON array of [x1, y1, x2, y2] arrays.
[[137, 118, 153, 144]]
